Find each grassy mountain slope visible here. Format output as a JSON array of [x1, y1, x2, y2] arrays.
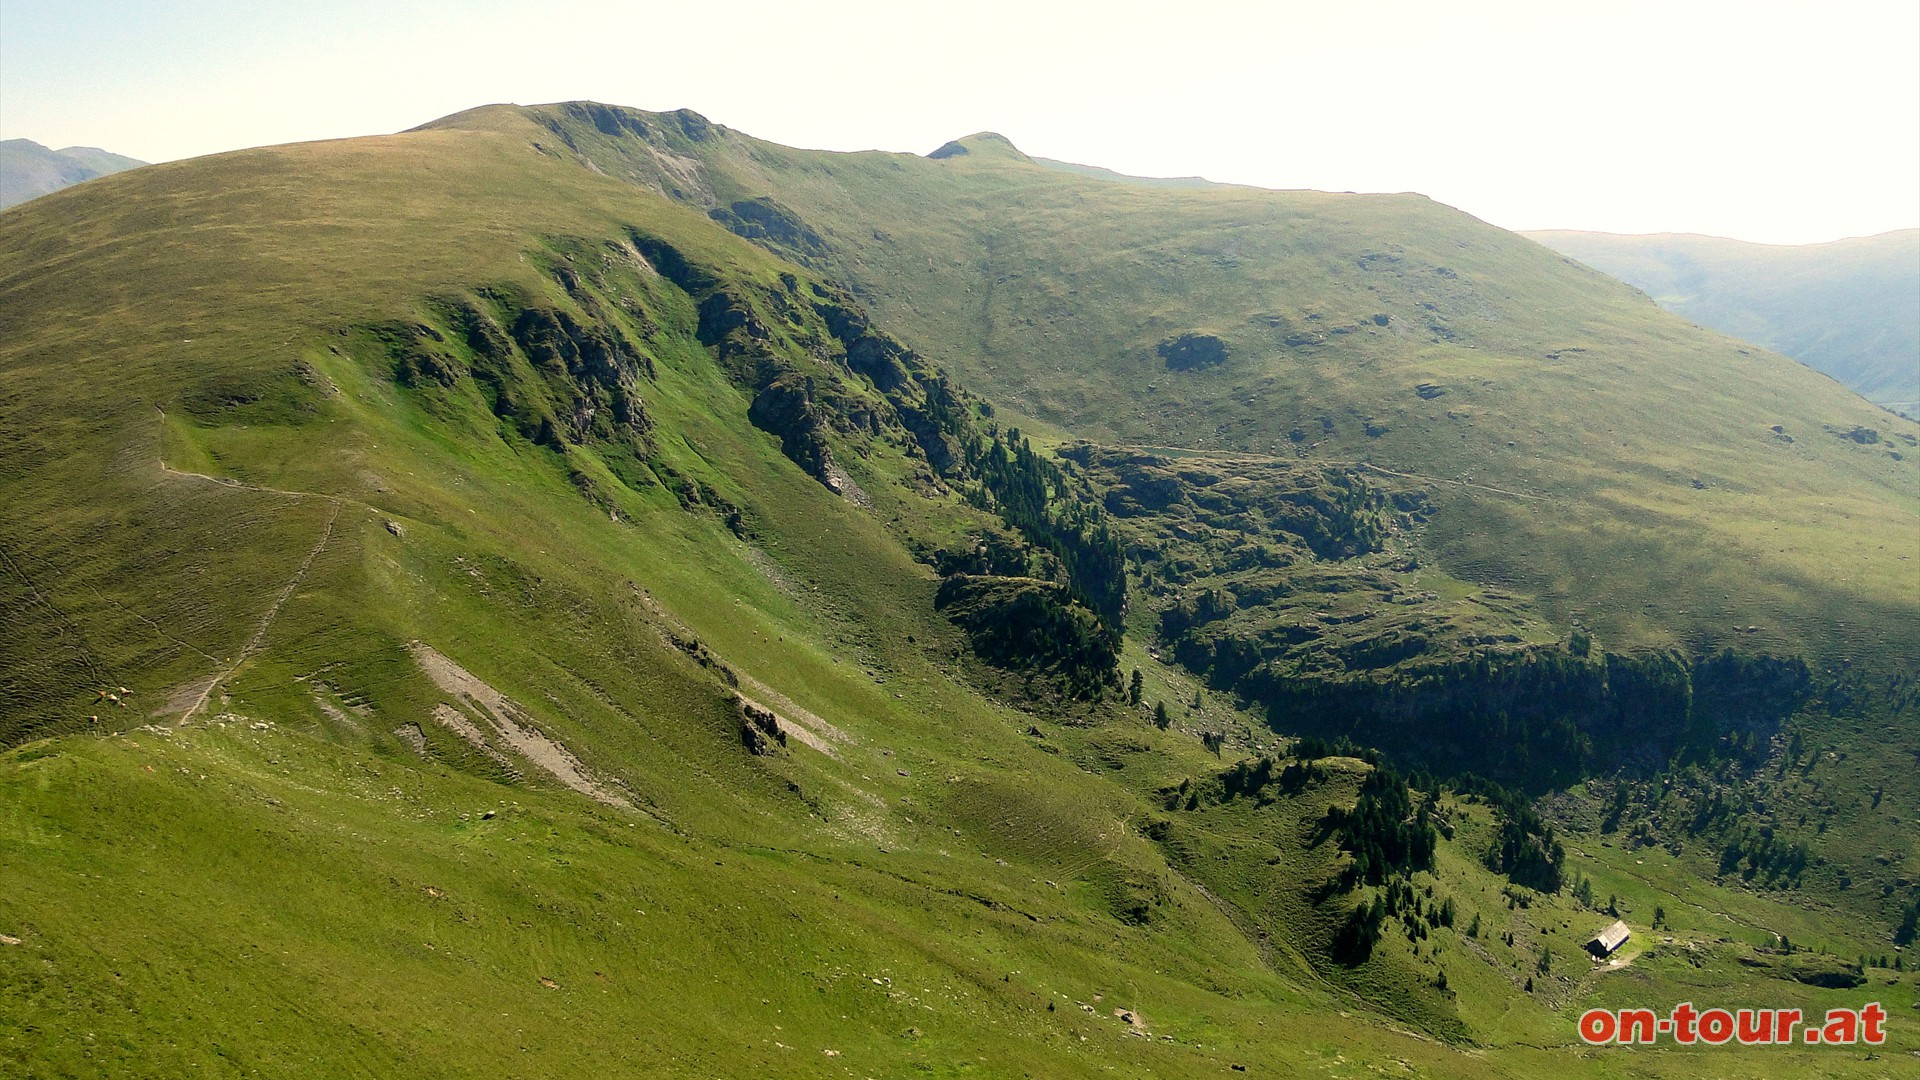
[[2, 106, 1916, 1077], [0, 139, 146, 210], [451, 107, 1920, 915], [0, 116, 1543, 1078], [1526, 229, 1920, 413], [477, 103, 1918, 669]]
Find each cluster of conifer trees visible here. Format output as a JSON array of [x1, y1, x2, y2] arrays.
[[964, 427, 1126, 626], [1331, 763, 1438, 887], [1454, 774, 1566, 893]]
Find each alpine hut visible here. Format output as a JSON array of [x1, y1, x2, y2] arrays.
[[1585, 919, 1630, 958]]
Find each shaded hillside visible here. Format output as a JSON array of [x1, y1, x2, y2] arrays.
[[1526, 229, 1920, 413], [0, 138, 145, 209]]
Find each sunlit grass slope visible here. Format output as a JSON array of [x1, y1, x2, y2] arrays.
[[0, 112, 1499, 1079], [1, 108, 1914, 1078]]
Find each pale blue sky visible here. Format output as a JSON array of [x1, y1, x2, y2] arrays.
[[2, 0, 1915, 244]]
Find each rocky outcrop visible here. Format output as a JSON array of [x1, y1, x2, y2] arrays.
[[747, 374, 837, 484], [1158, 333, 1228, 371], [740, 697, 787, 755], [372, 246, 663, 456], [708, 197, 826, 258], [1067, 447, 1391, 560]]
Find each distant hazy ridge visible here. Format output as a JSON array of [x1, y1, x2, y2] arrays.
[[1527, 229, 1920, 412], [0, 138, 146, 210]]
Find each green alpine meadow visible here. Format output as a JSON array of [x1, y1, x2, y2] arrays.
[[2, 101, 1915, 1078]]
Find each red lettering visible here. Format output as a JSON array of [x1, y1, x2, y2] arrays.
[[1578, 1009, 1616, 1044], [1736, 1008, 1771, 1044], [1862, 1002, 1886, 1045], [1821, 1008, 1859, 1045], [1587, 1002, 1881, 1047], [1619, 1008, 1657, 1044], [1698, 1008, 1735, 1044], [1671, 1002, 1699, 1044]]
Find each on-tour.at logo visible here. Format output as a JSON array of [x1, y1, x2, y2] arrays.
[[1578, 1002, 1887, 1046]]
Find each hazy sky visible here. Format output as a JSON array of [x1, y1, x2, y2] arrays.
[[2, 0, 1915, 244]]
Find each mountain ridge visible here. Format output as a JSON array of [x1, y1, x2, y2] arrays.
[[2, 100, 1915, 1077], [474, 101, 1917, 666]]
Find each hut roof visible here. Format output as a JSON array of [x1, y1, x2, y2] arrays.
[[1588, 920, 1630, 953]]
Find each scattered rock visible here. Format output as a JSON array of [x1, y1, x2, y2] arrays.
[[740, 697, 787, 756], [411, 642, 630, 807], [393, 723, 429, 755], [0, 934, 21, 946]]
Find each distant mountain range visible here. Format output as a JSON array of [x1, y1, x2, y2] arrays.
[[1526, 229, 1920, 415], [0, 138, 146, 210]]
